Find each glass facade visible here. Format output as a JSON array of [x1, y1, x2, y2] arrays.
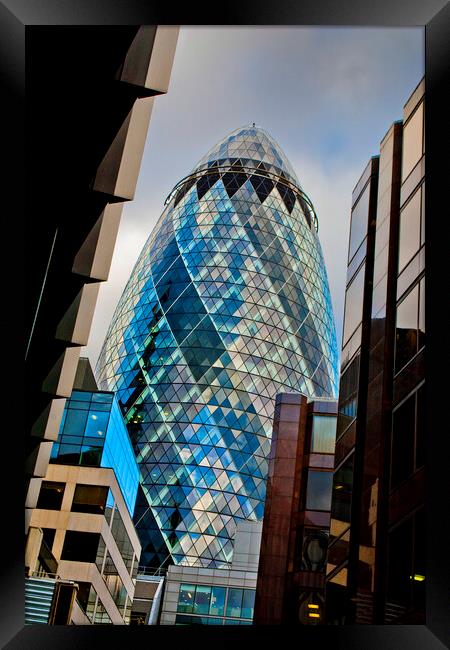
[[175, 583, 255, 624], [96, 125, 339, 567], [51, 390, 139, 515]]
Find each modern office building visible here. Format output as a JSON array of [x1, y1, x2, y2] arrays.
[[25, 26, 179, 538], [25, 358, 142, 625], [96, 125, 339, 568], [325, 78, 425, 625], [254, 393, 337, 625], [159, 520, 262, 625], [28, 463, 142, 625]]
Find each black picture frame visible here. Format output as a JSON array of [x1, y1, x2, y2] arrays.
[[3, 0, 448, 648]]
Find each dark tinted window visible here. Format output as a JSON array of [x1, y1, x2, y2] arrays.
[[71, 484, 108, 514], [387, 518, 413, 606], [331, 453, 354, 523], [41, 528, 56, 549], [61, 531, 101, 563], [391, 395, 415, 489], [36, 482, 65, 510], [306, 471, 333, 511]]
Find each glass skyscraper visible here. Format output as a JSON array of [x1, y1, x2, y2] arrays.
[[96, 125, 339, 567]]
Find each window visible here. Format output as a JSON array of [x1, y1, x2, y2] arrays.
[[177, 585, 255, 623], [402, 102, 424, 181], [209, 586, 226, 616], [331, 453, 354, 523], [310, 415, 336, 453], [342, 264, 365, 346], [61, 531, 101, 563], [71, 484, 108, 514], [337, 354, 360, 438], [178, 584, 196, 613], [226, 588, 243, 618], [79, 445, 102, 466], [387, 509, 425, 613], [193, 585, 211, 615], [41, 528, 56, 549], [398, 188, 422, 273], [415, 384, 425, 469], [395, 283, 424, 373], [390, 395, 415, 489], [390, 385, 425, 491], [62, 409, 88, 436], [240, 590, 255, 619], [305, 471, 333, 511], [36, 481, 65, 510], [349, 185, 370, 262], [85, 410, 110, 438], [111, 507, 134, 573]]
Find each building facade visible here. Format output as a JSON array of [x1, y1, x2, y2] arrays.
[[159, 520, 262, 625], [325, 79, 425, 625], [28, 464, 141, 625], [254, 393, 337, 625], [25, 359, 142, 625], [96, 125, 339, 568]]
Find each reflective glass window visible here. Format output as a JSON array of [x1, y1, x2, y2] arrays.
[[193, 585, 211, 615], [398, 188, 421, 272], [348, 186, 370, 261], [79, 445, 102, 466], [209, 586, 226, 616], [36, 481, 65, 510], [71, 484, 108, 515], [85, 411, 110, 438], [395, 285, 419, 373], [391, 394, 415, 489], [178, 584, 196, 613], [63, 409, 88, 436], [402, 102, 424, 181], [111, 507, 134, 573], [343, 264, 365, 346], [331, 453, 354, 523], [71, 391, 91, 401], [53, 443, 80, 464], [226, 588, 243, 617], [241, 590, 256, 619], [306, 470, 333, 511], [311, 416, 336, 453]]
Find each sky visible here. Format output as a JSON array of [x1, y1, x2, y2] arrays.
[[83, 26, 424, 370]]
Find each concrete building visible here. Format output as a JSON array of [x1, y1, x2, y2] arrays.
[[158, 520, 262, 625], [326, 79, 426, 625], [254, 393, 337, 625], [25, 358, 142, 625]]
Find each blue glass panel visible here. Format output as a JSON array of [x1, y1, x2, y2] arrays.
[[63, 409, 88, 436]]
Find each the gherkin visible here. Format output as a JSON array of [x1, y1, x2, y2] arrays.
[[96, 125, 339, 568]]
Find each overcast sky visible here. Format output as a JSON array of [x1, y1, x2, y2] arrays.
[[83, 26, 424, 369]]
